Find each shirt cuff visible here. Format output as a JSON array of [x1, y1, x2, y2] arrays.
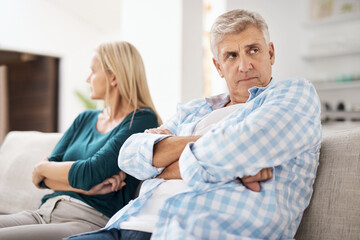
[[119, 133, 171, 179]]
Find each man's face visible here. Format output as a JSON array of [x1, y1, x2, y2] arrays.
[[213, 25, 275, 104]]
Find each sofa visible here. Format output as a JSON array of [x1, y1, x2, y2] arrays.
[[0, 127, 359, 239], [0, 131, 61, 214]]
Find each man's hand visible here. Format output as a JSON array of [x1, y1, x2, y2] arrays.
[[32, 157, 49, 188], [144, 127, 172, 135], [238, 168, 273, 192], [86, 171, 127, 195]]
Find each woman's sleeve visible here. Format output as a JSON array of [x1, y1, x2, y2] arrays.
[[68, 110, 158, 190], [48, 113, 83, 162]]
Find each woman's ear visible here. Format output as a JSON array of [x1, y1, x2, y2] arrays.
[[109, 73, 117, 87]]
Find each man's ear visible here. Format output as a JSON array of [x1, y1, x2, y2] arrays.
[[269, 42, 275, 66], [212, 58, 224, 78]]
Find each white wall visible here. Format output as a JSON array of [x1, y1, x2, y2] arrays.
[[181, 0, 204, 103], [119, 0, 205, 122], [119, 0, 182, 122], [0, 0, 122, 132]]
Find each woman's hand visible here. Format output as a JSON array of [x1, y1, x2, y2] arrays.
[[86, 171, 127, 195], [238, 168, 273, 192], [144, 127, 172, 135], [32, 157, 49, 189]]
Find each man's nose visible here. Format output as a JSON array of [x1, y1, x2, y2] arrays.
[[238, 56, 253, 72]]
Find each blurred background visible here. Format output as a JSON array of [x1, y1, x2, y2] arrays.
[[1, 0, 360, 143]]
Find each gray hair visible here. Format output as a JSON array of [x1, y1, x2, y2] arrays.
[[210, 9, 270, 60]]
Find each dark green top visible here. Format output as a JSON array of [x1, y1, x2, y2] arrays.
[[41, 108, 158, 218]]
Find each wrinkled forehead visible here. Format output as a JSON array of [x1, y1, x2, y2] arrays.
[[218, 26, 267, 49]]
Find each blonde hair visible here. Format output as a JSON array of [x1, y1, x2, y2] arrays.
[[95, 41, 162, 125], [210, 9, 270, 60]]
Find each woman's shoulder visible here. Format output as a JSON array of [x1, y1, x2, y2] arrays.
[[129, 107, 158, 128], [74, 109, 102, 123], [135, 107, 156, 116], [134, 107, 157, 122], [78, 109, 101, 117]]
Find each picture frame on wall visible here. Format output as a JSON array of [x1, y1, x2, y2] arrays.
[[309, 0, 360, 21]]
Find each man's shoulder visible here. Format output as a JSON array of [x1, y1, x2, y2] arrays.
[[266, 78, 317, 99], [177, 97, 208, 112], [271, 77, 313, 89], [265, 78, 320, 114], [179, 93, 228, 110]]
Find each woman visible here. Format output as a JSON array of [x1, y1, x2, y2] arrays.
[[0, 41, 161, 240]]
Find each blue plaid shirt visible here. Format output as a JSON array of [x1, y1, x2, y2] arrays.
[[106, 78, 322, 239]]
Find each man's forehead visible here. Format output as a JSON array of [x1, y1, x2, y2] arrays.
[[219, 27, 265, 48], [219, 38, 264, 53]]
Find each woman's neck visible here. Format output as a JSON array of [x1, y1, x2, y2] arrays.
[[105, 92, 135, 121], [96, 95, 135, 134]]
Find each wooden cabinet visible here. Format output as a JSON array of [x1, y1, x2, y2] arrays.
[[0, 50, 59, 133]]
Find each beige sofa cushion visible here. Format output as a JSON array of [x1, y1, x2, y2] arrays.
[[295, 127, 360, 239], [0, 131, 62, 214]]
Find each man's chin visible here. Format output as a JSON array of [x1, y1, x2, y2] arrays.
[[237, 80, 258, 90]]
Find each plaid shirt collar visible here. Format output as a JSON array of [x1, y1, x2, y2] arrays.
[[205, 78, 274, 110]]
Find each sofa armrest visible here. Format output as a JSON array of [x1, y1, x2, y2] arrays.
[[295, 127, 360, 239], [0, 131, 62, 214]]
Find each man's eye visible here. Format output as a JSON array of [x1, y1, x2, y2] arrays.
[[228, 53, 237, 59], [250, 48, 259, 54]]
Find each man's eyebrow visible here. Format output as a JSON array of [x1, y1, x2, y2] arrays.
[[221, 50, 237, 60], [245, 43, 261, 49]]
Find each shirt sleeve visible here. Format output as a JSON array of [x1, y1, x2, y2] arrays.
[[118, 133, 170, 180], [179, 79, 322, 191], [68, 110, 158, 190], [118, 104, 188, 180]]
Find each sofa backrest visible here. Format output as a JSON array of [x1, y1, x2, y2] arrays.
[[295, 127, 360, 239], [1, 128, 359, 238], [0, 131, 62, 214]]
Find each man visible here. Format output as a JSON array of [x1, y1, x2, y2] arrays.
[[68, 9, 321, 240]]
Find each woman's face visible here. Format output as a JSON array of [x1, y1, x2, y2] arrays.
[[86, 55, 107, 100]]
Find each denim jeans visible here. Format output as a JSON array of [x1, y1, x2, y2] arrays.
[[65, 228, 152, 240]]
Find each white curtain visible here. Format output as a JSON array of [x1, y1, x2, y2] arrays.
[[0, 65, 8, 144]]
